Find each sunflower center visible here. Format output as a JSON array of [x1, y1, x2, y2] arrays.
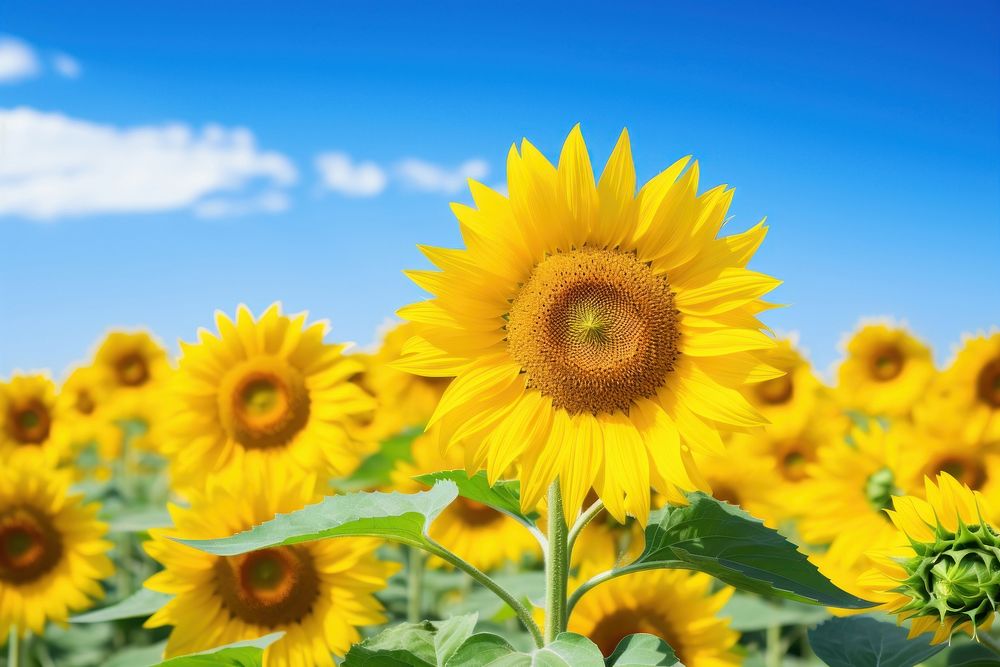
[[506, 247, 680, 415], [755, 374, 794, 405], [588, 607, 685, 660], [865, 467, 899, 516], [214, 546, 320, 627], [934, 456, 987, 490], [75, 390, 96, 416], [711, 483, 741, 506], [6, 401, 51, 445], [115, 353, 150, 387], [0, 507, 63, 584], [219, 358, 311, 450], [976, 358, 1000, 408], [453, 498, 503, 527], [776, 444, 811, 482], [870, 347, 904, 381]]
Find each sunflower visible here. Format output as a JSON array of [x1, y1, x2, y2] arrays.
[[919, 332, 1000, 443], [836, 322, 935, 417], [366, 322, 452, 433], [144, 468, 397, 665], [56, 366, 120, 460], [797, 421, 921, 560], [569, 569, 739, 665], [742, 338, 825, 438], [93, 330, 170, 396], [396, 126, 781, 523], [0, 456, 114, 638], [389, 430, 540, 571], [857, 473, 1000, 644], [163, 304, 376, 488], [0, 374, 67, 463]]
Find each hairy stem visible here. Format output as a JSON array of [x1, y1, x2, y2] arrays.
[[566, 499, 604, 559], [567, 561, 686, 617], [7, 628, 18, 667], [423, 537, 544, 647], [544, 480, 569, 643]]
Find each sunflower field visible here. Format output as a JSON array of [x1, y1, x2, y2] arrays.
[[2, 128, 1000, 667]]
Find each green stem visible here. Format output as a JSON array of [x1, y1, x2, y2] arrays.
[[980, 632, 1000, 656], [566, 499, 604, 559], [6, 629, 17, 667], [544, 480, 569, 644], [765, 625, 782, 667], [406, 547, 425, 623], [423, 537, 544, 647]]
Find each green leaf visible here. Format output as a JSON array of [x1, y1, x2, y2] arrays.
[[70, 587, 172, 623], [153, 633, 283, 666], [446, 635, 522, 666], [808, 617, 945, 667], [176, 482, 458, 555], [632, 493, 873, 608], [946, 643, 1000, 666], [605, 634, 682, 666], [722, 592, 830, 631], [342, 615, 481, 667], [434, 613, 480, 666], [446, 632, 604, 666], [414, 470, 539, 526]]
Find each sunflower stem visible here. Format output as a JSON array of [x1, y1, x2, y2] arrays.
[[765, 625, 782, 667], [567, 499, 604, 559], [544, 480, 569, 644], [423, 537, 544, 647], [980, 632, 1000, 656], [6, 628, 17, 667], [406, 547, 425, 623]]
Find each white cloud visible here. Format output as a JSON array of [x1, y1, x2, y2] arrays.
[[51, 53, 81, 79], [194, 190, 290, 219], [315, 152, 387, 197], [0, 107, 297, 220], [395, 158, 489, 194], [0, 37, 40, 83]]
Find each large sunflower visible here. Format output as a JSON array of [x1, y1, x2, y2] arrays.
[[0, 374, 66, 464], [836, 322, 935, 417], [389, 430, 541, 571], [396, 127, 780, 523], [569, 569, 739, 665], [144, 468, 397, 665], [164, 304, 376, 488], [856, 473, 1000, 644], [0, 456, 114, 638]]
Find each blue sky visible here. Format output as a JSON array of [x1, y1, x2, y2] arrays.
[[1, 0, 998, 377]]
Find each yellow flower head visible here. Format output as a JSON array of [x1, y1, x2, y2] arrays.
[[144, 468, 398, 666], [56, 365, 120, 459], [0, 456, 114, 637], [742, 338, 825, 437], [797, 421, 920, 559], [569, 569, 739, 666], [397, 126, 780, 524], [390, 430, 540, 571], [164, 304, 376, 488], [93, 330, 170, 395], [695, 439, 785, 528], [858, 473, 1000, 644], [0, 374, 66, 463], [836, 322, 935, 417]]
